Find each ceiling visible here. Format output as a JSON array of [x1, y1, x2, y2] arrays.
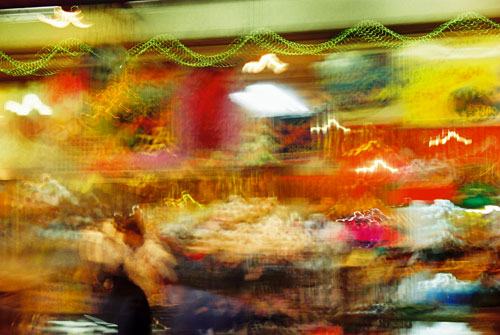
[[0, 0, 499, 52], [0, 0, 128, 9]]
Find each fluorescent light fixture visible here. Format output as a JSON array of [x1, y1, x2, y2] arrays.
[[5, 94, 52, 116], [0, 7, 56, 23], [229, 83, 309, 117]]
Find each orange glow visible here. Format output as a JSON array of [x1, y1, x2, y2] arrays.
[[344, 140, 382, 157]]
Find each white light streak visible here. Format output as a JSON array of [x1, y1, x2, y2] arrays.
[[355, 159, 398, 174], [242, 53, 288, 74], [311, 117, 351, 134], [38, 6, 91, 28], [428, 130, 472, 147], [5, 94, 52, 116]]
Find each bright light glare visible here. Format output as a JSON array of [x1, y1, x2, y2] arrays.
[[38, 6, 91, 28], [242, 54, 288, 74], [229, 84, 309, 117], [5, 94, 53, 116], [429, 130, 472, 147], [355, 159, 398, 174]]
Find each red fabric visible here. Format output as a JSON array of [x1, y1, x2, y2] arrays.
[[177, 69, 240, 151]]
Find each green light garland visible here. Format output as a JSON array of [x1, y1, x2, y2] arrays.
[[1, 12, 500, 76], [0, 38, 97, 76]]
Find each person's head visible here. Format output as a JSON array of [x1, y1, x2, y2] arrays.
[[113, 208, 145, 249]]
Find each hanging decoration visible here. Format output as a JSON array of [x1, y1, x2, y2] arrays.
[[0, 39, 96, 76], [1, 12, 500, 76]]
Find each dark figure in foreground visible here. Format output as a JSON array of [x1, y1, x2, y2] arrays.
[[99, 269, 152, 335]]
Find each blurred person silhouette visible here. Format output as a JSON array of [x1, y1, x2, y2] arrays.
[[80, 206, 177, 335], [80, 206, 291, 335]]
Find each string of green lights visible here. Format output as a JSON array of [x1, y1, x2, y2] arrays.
[[0, 39, 97, 76], [1, 12, 500, 76]]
